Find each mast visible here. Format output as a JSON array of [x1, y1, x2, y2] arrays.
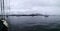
[[2, 0, 4, 15], [1, 0, 5, 19]]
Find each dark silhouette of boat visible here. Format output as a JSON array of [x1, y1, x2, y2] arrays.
[[0, 18, 8, 31]]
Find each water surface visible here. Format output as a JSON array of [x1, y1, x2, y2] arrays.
[[6, 16, 60, 31]]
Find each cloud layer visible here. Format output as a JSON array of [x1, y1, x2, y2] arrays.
[[0, 0, 60, 15]]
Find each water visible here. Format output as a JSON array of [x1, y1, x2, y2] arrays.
[[6, 16, 60, 31]]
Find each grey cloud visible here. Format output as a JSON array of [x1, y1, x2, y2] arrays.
[[0, 0, 60, 15]]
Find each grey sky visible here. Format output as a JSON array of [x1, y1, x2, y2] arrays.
[[1, 0, 60, 15]]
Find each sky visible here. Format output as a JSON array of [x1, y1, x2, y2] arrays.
[[0, 0, 60, 15]]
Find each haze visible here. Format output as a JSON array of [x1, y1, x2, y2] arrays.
[[0, 0, 60, 15]]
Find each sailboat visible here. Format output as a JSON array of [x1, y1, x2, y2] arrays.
[[0, 0, 8, 31]]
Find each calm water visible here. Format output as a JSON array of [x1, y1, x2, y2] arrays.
[[6, 16, 60, 31]]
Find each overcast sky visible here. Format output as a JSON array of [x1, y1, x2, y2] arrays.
[[1, 0, 60, 15]]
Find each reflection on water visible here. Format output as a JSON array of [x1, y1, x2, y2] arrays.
[[6, 16, 60, 31]]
